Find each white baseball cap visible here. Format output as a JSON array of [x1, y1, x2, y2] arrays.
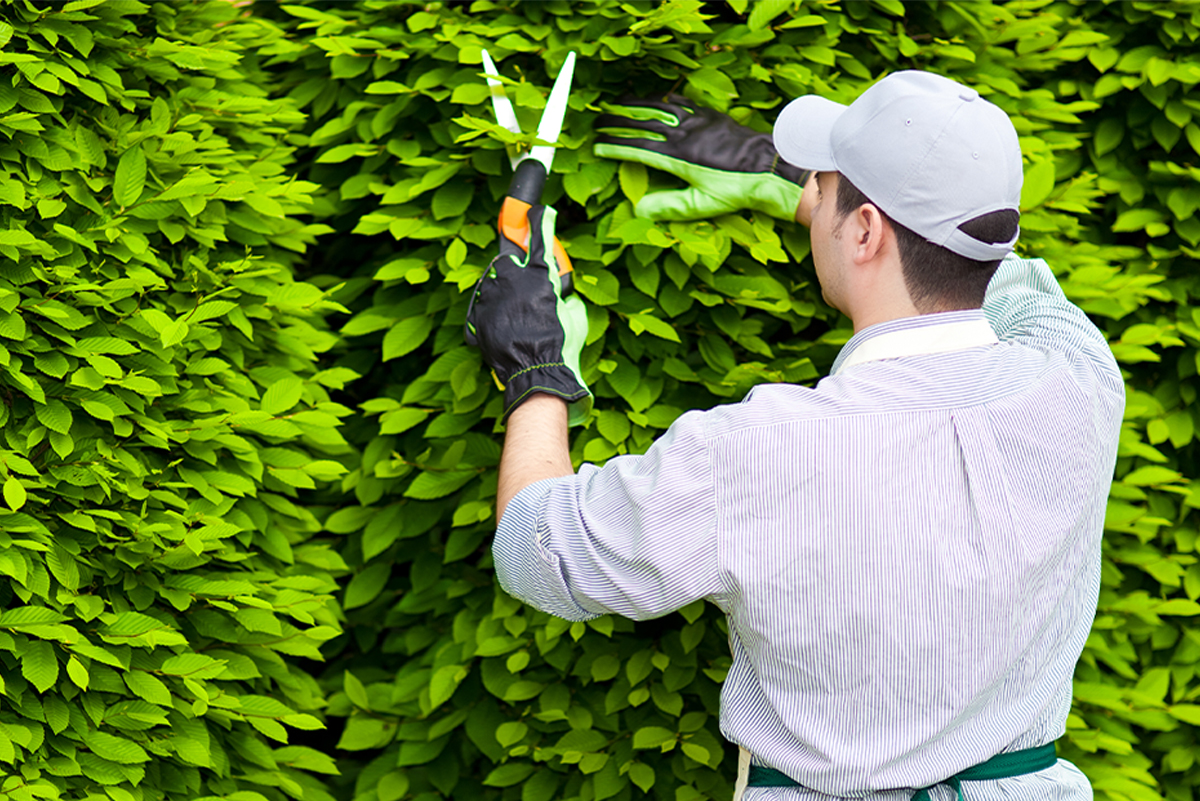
[[773, 71, 1022, 260]]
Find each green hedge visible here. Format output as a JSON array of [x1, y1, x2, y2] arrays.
[[0, 3, 344, 801], [6, 1, 1200, 801], [259, 2, 1200, 801]]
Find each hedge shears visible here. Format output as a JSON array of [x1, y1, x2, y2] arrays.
[[480, 49, 576, 292]]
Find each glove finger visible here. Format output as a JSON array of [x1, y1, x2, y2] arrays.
[[525, 204, 559, 280], [594, 139, 678, 166], [497, 221, 527, 256], [635, 187, 742, 221], [596, 104, 682, 130], [606, 94, 697, 122], [594, 113, 673, 138], [594, 142, 711, 190], [463, 274, 486, 346], [663, 93, 697, 112]]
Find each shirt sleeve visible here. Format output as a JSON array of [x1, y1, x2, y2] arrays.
[[983, 255, 1122, 388], [492, 409, 724, 622]]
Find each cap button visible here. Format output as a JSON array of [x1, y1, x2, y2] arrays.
[[960, 88, 978, 102]]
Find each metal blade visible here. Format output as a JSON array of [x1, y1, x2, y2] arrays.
[[528, 51, 576, 173], [481, 49, 521, 146]]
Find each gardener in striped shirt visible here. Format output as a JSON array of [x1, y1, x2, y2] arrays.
[[464, 71, 1123, 801]]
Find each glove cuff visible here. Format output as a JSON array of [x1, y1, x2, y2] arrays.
[[773, 155, 811, 188], [763, 156, 810, 221], [502, 364, 592, 425], [748, 173, 806, 222]]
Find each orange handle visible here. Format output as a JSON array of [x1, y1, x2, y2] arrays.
[[499, 196, 573, 278]]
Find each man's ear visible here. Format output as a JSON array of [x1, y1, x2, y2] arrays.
[[851, 203, 888, 264]]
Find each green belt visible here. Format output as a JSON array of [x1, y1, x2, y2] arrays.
[[748, 742, 1058, 801]]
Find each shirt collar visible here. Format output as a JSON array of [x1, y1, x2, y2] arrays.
[[831, 309, 999, 376]]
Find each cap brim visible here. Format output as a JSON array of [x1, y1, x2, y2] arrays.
[[773, 95, 846, 172]]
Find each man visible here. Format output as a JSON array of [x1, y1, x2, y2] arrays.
[[465, 71, 1123, 801]]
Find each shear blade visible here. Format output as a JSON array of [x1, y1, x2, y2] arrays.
[[528, 51, 576, 174], [481, 49, 521, 152], [481, 50, 577, 174]]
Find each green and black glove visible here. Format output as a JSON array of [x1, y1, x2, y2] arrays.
[[464, 204, 592, 426], [594, 94, 811, 222]]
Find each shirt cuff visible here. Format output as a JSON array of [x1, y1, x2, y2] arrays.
[[493, 475, 600, 622]]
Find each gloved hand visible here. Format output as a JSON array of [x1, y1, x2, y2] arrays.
[[464, 204, 592, 426], [594, 94, 811, 222]]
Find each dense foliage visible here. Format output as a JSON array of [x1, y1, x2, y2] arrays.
[[0, 3, 345, 801], [257, 2, 1200, 801], [5, 1, 1200, 801]]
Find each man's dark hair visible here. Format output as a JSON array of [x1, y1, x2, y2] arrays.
[[833, 176, 1019, 312]]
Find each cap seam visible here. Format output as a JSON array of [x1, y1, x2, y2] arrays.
[[892, 99, 967, 245]]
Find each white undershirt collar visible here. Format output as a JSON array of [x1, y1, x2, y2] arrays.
[[831, 309, 999, 376]]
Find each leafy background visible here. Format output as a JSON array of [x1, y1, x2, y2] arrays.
[[1, 2, 1199, 801]]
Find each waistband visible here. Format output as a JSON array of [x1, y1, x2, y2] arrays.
[[746, 742, 1059, 800]]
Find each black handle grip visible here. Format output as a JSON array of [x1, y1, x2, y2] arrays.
[[509, 159, 547, 205]]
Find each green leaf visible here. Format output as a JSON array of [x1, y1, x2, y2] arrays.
[[47, 545, 79, 590], [632, 726, 675, 749], [619, 162, 648, 206], [83, 731, 149, 764], [429, 663, 468, 709], [361, 504, 405, 560], [0, 178, 26, 208], [274, 745, 339, 774], [0, 607, 69, 627], [325, 505, 375, 533], [38, 198, 66, 218], [113, 146, 147, 207], [1094, 117, 1124, 156], [432, 181, 473, 219], [446, 238, 467, 270], [383, 316, 435, 361], [262, 377, 304, 415], [0, 311, 25, 339], [4, 475, 25, 511], [404, 469, 475, 499], [591, 654, 620, 681], [802, 46, 837, 65], [574, 266, 620, 305], [1020, 159, 1055, 211], [496, 721, 528, 747], [344, 670, 370, 708], [160, 653, 226, 678], [1155, 599, 1200, 615], [160, 318, 188, 348], [21, 640, 58, 693], [628, 311, 681, 342], [686, 68, 738, 102], [484, 762, 535, 787], [597, 410, 631, 444], [747, 0, 792, 30], [1171, 704, 1200, 725], [344, 562, 391, 609], [316, 143, 376, 164], [1124, 466, 1181, 486], [191, 300, 239, 321], [125, 671, 172, 706], [1112, 208, 1166, 233], [628, 762, 656, 792], [35, 399, 72, 435], [0, 230, 34, 248], [66, 654, 88, 691], [681, 741, 710, 763]]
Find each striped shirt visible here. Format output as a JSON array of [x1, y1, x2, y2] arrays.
[[494, 256, 1123, 801]]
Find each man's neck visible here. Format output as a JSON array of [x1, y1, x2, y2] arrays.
[[849, 302, 921, 334]]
